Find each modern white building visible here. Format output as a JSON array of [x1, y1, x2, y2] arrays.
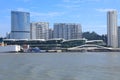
[[30, 22, 49, 40], [118, 26, 120, 48], [107, 10, 118, 48], [53, 23, 82, 40]]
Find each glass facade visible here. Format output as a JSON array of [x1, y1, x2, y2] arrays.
[[11, 11, 30, 39]]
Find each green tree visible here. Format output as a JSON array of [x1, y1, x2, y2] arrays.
[[82, 31, 107, 44], [82, 31, 102, 40]]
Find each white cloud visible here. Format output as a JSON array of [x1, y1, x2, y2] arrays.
[[96, 8, 117, 12], [63, 0, 100, 3], [7, 8, 30, 13], [63, 0, 82, 3], [13, 8, 65, 18], [57, 4, 81, 9], [16, 0, 31, 2], [31, 12, 65, 18], [23, 0, 31, 2], [7, 8, 66, 22], [16, 8, 30, 12], [82, 24, 107, 34], [59, 0, 101, 10]]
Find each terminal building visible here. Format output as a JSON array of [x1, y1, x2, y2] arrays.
[[3, 38, 107, 50], [3, 39, 86, 50]]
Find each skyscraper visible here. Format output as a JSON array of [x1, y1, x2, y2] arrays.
[[30, 22, 49, 40], [53, 23, 82, 40], [11, 11, 30, 39], [107, 10, 118, 48]]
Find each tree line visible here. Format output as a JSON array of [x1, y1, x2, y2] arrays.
[[82, 31, 107, 44]]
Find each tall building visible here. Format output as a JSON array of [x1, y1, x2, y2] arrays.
[[11, 11, 30, 39], [118, 26, 120, 48], [30, 22, 49, 40], [107, 10, 118, 48], [49, 28, 53, 39], [53, 23, 82, 40]]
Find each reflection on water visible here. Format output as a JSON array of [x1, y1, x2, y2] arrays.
[[0, 52, 120, 80]]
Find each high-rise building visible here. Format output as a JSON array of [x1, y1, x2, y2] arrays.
[[53, 23, 82, 40], [107, 10, 118, 48], [49, 28, 53, 39], [30, 22, 49, 40], [11, 11, 30, 39], [118, 26, 120, 48]]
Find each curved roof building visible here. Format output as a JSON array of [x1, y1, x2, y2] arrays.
[[11, 11, 30, 39]]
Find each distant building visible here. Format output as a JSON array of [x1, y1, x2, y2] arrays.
[[49, 28, 53, 39], [11, 11, 30, 39], [107, 10, 118, 48], [118, 26, 120, 48], [53, 23, 82, 40], [6, 32, 11, 39], [30, 22, 49, 40]]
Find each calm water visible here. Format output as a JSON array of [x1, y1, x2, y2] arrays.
[[0, 52, 120, 80]]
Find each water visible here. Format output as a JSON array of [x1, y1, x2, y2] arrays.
[[0, 52, 120, 80]]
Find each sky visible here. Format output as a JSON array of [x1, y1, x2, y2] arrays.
[[0, 0, 120, 37]]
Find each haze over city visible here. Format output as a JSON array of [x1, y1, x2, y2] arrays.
[[0, 0, 120, 37]]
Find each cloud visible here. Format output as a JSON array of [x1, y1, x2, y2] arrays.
[[82, 24, 107, 34], [58, 0, 101, 10], [57, 4, 81, 9], [23, 0, 31, 2], [16, 0, 31, 2], [96, 8, 117, 12], [63, 0, 83, 3], [13, 8, 65, 18], [14, 8, 65, 18], [31, 12, 65, 18], [7, 8, 30, 13], [9, 8, 66, 22], [63, 0, 100, 3], [16, 8, 30, 12]]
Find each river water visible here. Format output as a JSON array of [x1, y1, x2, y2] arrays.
[[0, 52, 120, 80]]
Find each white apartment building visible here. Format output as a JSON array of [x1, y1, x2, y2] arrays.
[[53, 23, 82, 40], [30, 22, 49, 40]]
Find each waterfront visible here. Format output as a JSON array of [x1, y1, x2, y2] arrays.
[[0, 52, 120, 80]]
